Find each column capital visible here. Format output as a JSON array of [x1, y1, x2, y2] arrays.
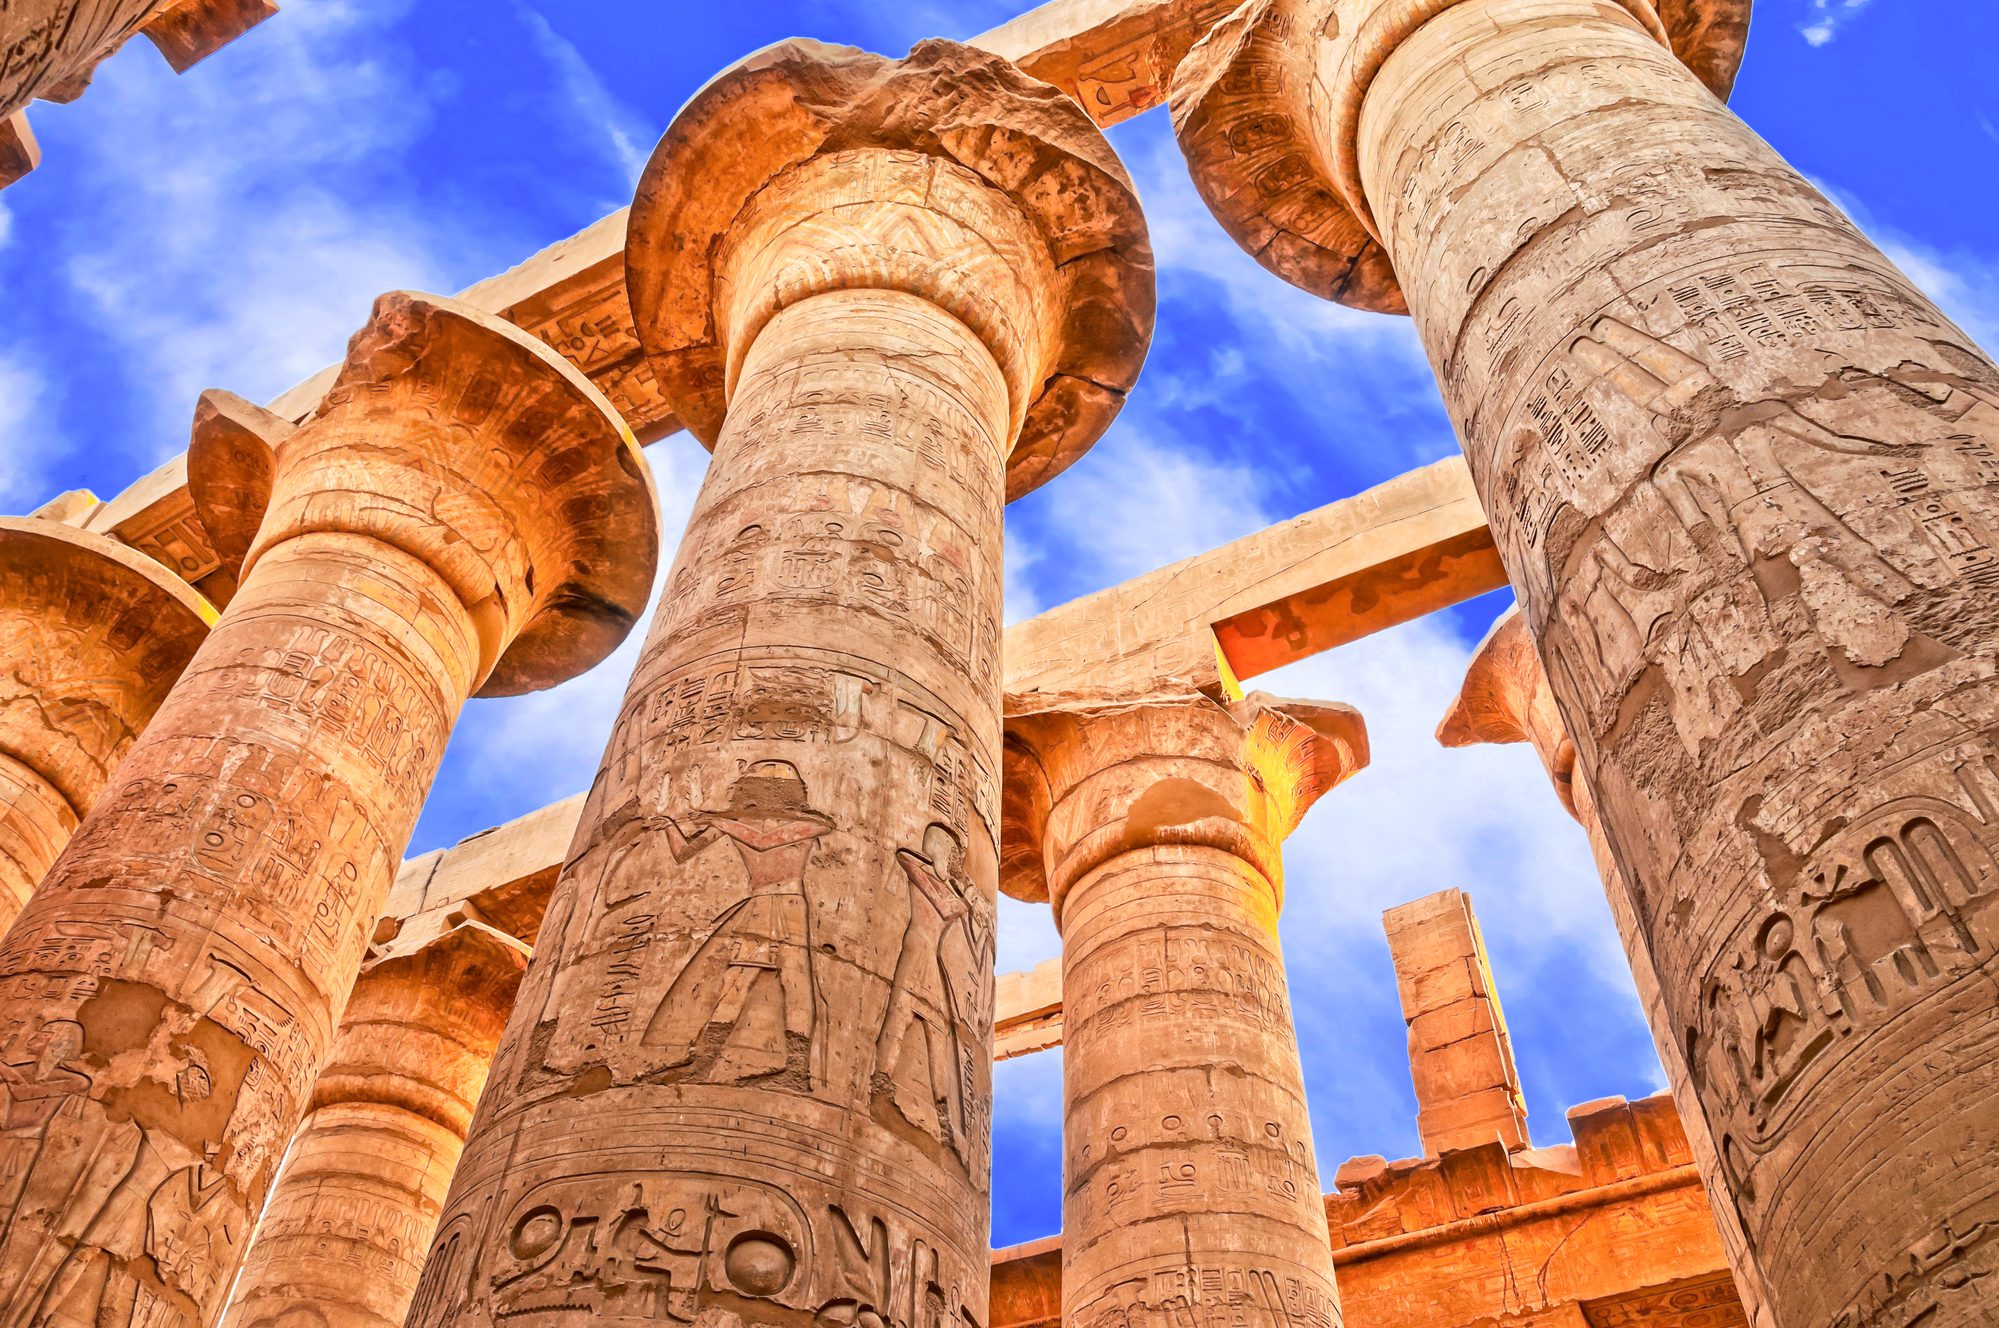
[[627, 37, 1155, 499], [311, 918, 530, 1136], [1003, 690, 1367, 919], [188, 290, 660, 695], [1167, 0, 1748, 312], [1437, 606, 1581, 820], [0, 517, 215, 815]]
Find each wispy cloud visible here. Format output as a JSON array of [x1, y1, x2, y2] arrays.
[[41, 0, 463, 469], [1800, 0, 1876, 45], [0, 352, 60, 510], [511, 2, 652, 195]]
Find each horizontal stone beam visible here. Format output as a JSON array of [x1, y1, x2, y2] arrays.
[[1004, 455, 1504, 707]]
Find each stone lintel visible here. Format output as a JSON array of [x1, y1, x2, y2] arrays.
[[971, 0, 1238, 129], [1004, 455, 1502, 705], [993, 955, 1064, 1061], [987, 1092, 1744, 1328], [1384, 887, 1529, 1158]]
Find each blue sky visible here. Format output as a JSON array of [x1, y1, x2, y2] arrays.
[[3, 0, 1995, 1248]]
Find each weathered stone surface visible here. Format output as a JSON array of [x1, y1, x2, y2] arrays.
[[219, 921, 529, 1328], [1174, 0, 1999, 1319], [1006, 691, 1365, 1328], [137, 0, 277, 73], [411, 39, 1152, 1328], [1167, 0, 1749, 312], [0, 517, 213, 927], [1440, 609, 1774, 1324], [0, 291, 655, 1328], [1383, 888, 1527, 1157]]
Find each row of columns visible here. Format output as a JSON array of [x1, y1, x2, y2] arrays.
[[0, 4, 1996, 1327]]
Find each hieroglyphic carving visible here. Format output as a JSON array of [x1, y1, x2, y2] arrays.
[[0, 518, 211, 925], [1292, 0, 1999, 1321], [415, 38, 1150, 1328], [0, 292, 655, 1328]]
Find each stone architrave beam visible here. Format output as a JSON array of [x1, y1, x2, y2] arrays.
[[1005, 455, 1503, 706]]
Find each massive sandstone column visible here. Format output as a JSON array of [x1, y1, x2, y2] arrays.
[[1439, 607, 1772, 1324], [1173, 1, 1999, 1321], [410, 39, 1153, 1328], [1003, 693, 1366, 1328], [0, 291, 657, 1328], [0, 518, 212, 928], [219, 920, 529, 1328]]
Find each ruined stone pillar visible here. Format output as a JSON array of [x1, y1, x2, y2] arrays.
[[0, 518, 212, 928], [1381, 888, 1528, 1158], [0, 291, 657, 1328], [219, 920, 529, 1328], [410, 39, 1152, 1328], [1439, 608, 1773, 1324], [1175, 2, 1999, 1320], [1003, 692, 1367, 1328]]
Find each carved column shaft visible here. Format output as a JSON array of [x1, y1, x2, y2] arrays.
[[0, 755, 71, 918], [1008, 696, 1364, 1328], [413, 40, 1151, 1328], [0, 293, 654, 1328], [221, 922, 528, 1328], [1352, 5, 1999, 1322], [1439, 608, 1772, 1323], [1177, 0, 1999, 1317]]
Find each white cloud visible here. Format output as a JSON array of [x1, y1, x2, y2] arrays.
[[1799, 0, 1876, 45], [1042, 426, 1275, 585], [511, 2, 652, 197], [0, 352, 59, 511], [41, 0, 484, 470]]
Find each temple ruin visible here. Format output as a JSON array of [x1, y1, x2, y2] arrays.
[[1, 1, 1994, 1326]]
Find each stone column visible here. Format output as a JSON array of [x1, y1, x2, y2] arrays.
[[0, 518, 212, 928], [1174, 3, 1999, 1321], [409, 39, 1152, 1328], [219, 920, 529, 1328], [1439, 607, 1773, 1324], [0, 291, 657, 1328], [1003, 692, 1367, 1328]]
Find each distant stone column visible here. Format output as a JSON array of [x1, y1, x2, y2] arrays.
[[219, 921, 529, 1328], [1439, 608, 1773, 1324], [0, 0, 278, 123], [0, 291, 657, 1328], [1174, 2, 1999, 1321], [0, 518, 211, 927], [1004, 692, 1367, 1328], [409, 39, 1152, 1328]]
